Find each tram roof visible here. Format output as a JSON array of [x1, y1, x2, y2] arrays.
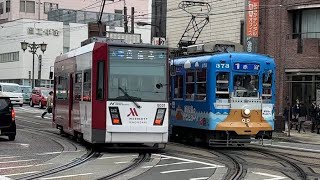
[[172, 52, 275, 65]]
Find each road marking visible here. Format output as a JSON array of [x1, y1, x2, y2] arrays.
[[39, 173, 93, 180], [0, 143, 29, 147], [154, 154, 224, 168], [155, 161, 193, 167], [4, 171, 40, 177], [252, 172, 287, 180], [0, 165, 34, 170], [142, 165, 153, 169], [0, 156, 20, 159], [190, 177, 209, 180], [98, 155, 137, 160], [35, 116, 52, 119], [16, 119, 42, 125], [0, 159, 36, 164], [0, 176, 11, 180], [0, 163, 53, 170], [114, 161, 130, 164], [160, 167, 216, 174], [161, 157, 171, 160], [268, 144, 320, 153], [36, 150, 81, 155]]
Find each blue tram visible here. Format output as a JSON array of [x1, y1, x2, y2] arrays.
[[169, 46, 276, 145]]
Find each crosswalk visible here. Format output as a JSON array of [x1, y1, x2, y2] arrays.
[[14, 106, 52, 120]]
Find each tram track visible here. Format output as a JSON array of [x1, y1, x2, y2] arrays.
[[14, 124, 100, 180], [250, 148, 308, 180], [97, 153, 150, 180], [166, 142, 247, 180], [214, 150, 245, 180]]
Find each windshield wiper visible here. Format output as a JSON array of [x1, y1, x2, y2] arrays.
[[118, 87, 141, 109]]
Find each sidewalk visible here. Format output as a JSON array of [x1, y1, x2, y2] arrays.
[[273, 130, 320, 145]]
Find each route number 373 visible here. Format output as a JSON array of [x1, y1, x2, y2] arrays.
[[216, 64, 230, 69]]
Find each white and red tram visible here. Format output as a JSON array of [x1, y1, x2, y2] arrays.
[[53, 41, 169, 148]]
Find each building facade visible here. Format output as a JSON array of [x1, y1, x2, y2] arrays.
[[0, 0, 151, 23], [166, 0, 245, 48], [258, 0, 320, 118], [0, 0, 154, 87]]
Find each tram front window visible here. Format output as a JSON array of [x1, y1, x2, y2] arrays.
[[108, 48, 167, 102], [233, 75, 259, 97]]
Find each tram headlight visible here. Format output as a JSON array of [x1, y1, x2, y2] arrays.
[[244, 109, 251, 116]]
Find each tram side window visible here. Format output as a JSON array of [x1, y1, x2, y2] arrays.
[[174, 75, 183, 99], [57, 75, 68, 100], [83, 70, 91, 102], [262, 73, 272, 100], [185, 70, 195, 100], [96, 61, 105, 100], [216, 73, 230, 99], [74, 73, 82, 101], [196, 69, 207, 100]]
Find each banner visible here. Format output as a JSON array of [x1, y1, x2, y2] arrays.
[[245, 0, 260, 53]]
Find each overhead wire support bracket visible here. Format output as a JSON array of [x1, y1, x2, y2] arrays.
[[177, 1, 211, 49]]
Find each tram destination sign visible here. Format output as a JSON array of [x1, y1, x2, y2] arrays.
[[109, 47, 166, 61], [234, 63, 260, 71]]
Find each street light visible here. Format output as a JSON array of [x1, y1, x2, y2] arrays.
[[20, 41, 47, 89], [136, 21, 163, 45]]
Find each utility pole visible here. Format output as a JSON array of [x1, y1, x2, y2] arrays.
[[20, 41, 47, 88], [98, 0, 107, 37], [124, 6, 128, 33], [38, 55, 42, 81], [131, 7, 134, 34]]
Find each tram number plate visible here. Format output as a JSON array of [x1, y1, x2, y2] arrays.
[[157, 104, 165, 108]]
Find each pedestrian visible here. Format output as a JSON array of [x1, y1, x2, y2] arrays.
[[310, 101, 317, 133], [298, 101, 307, 133], [291, 101, 300, 130], [316, 105, 320, 134], [283, 103, 289, 132], [41, 91, 53, 118]]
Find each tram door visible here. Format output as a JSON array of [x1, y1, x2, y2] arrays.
[[69, 74, 74, 129]]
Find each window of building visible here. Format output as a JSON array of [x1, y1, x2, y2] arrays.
[[44, 2, 58, 14], [0, 3, 4, 14], [195, 69, 206, 100], [6, 0, 10, 12], [174, 75, 183, 99], [114, 9, 123, 27], [0, 52, 19, 63], [293, 9, 320, 39], [216, 72, 229, 99], [20, 1, 35, 13]]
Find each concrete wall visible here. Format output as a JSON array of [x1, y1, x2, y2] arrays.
[[166, 0, 245, 48]]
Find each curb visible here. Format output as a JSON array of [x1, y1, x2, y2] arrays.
[[272, 135, 320, 145]]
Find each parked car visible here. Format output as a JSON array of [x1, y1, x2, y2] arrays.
[[20, 85, 32, 104], [0, 97, 16, 141], [0, 83, 23, 107], [30, 87, 53, 109]]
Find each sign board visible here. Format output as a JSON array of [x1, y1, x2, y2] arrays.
[[106, 32, 141, 44], [234, 63, 260, 70], [27, 27, 60, 36], [245, 0, 260, 53], [109, 46, 167, 61], [152, 37, 166, 45]]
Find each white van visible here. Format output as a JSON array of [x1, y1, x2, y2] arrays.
[[0, 83, 23, 107]]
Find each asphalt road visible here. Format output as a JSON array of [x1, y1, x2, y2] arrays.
[[0, 105, 320, 180]]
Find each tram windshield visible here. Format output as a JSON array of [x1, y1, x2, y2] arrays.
[[108, 47, 167, 102], [233, 75, 259, 97]]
